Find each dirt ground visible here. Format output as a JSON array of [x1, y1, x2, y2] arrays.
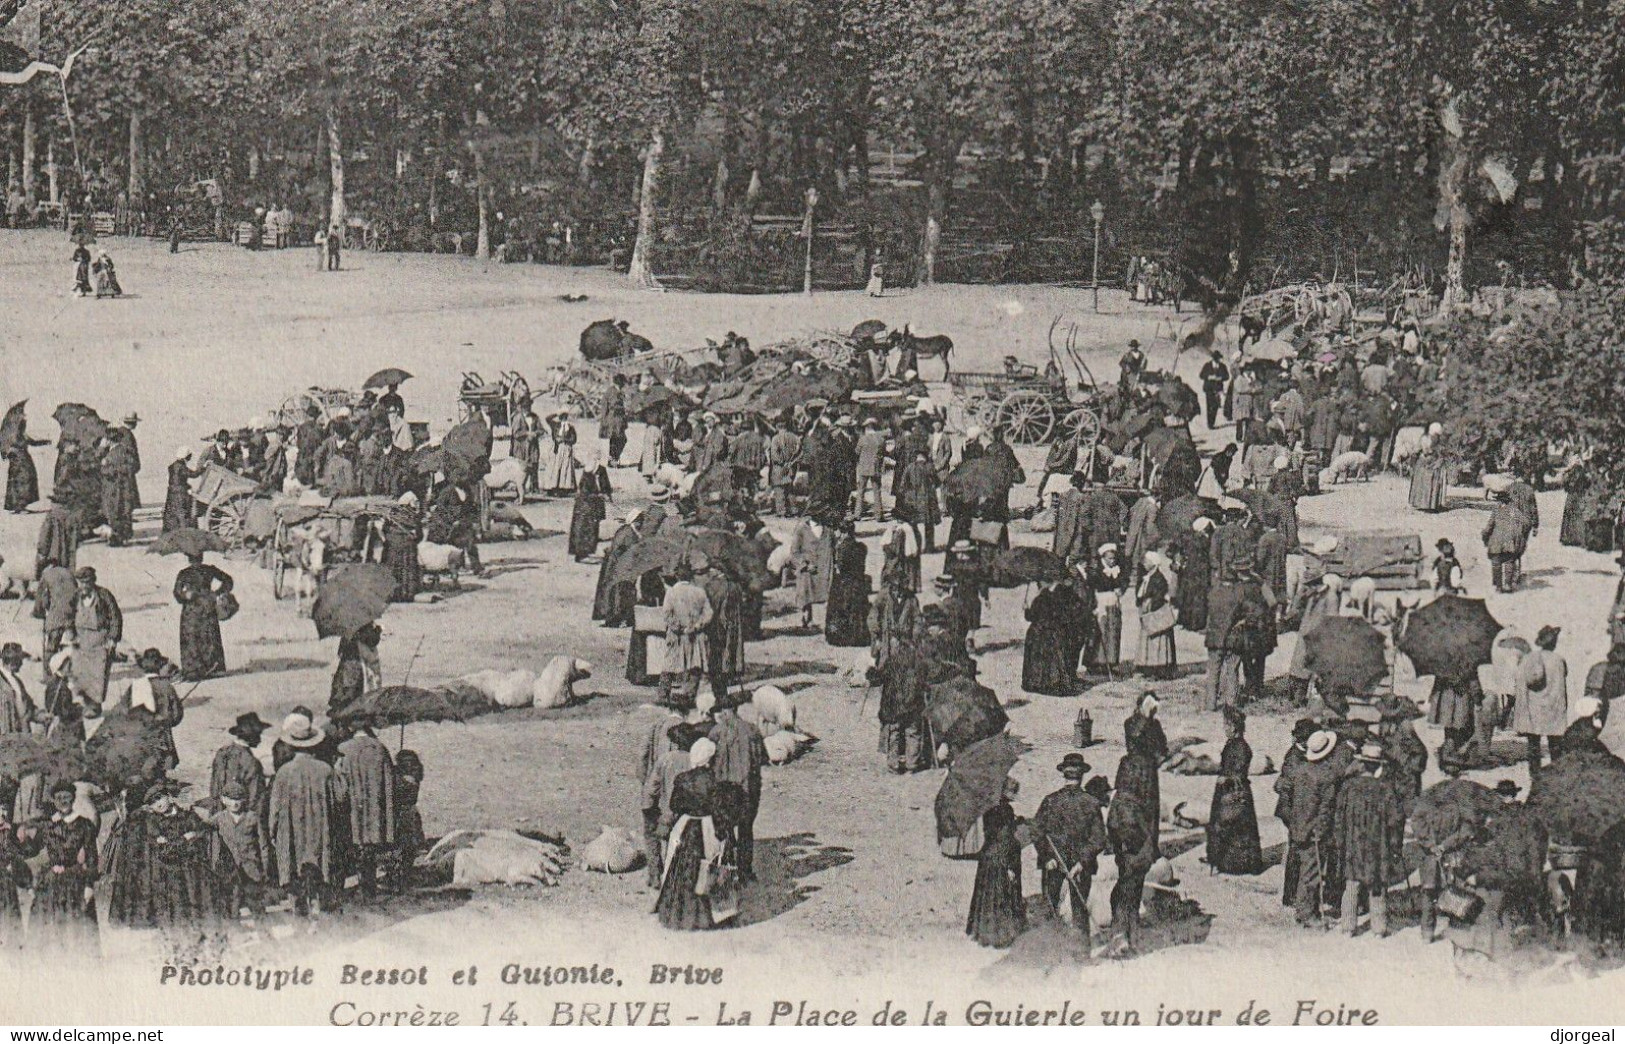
[[0, 230, 1619, 1024]]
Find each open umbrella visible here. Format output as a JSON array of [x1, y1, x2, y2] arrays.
[[609, 536, 688, 586], [1159, 494, 1212, 536], [312, 563, 395, 639], [944, 456, 1021, 505], [441, 418, 493, 482], [331, 684, 496, 726], [53, 402, 98, 427], [1301, 616, 1389, 710], [0, 401, 26, 456], [851, 320, 889, 342], [1527, 751, 1625, 845], [410, 445, 447, 476], [148, 527, 228, 557], [1233, 488, 1289, 528], [1407, 778, 1501, 869], [681, 527, 774, 593], [60, 414, 107, 446], [1398, 595, 1502, 681], [362, 368, 413, 391], [739, 368, 853, 415], [927, 675, 1009, 750], [83, 713, 174, 786], [983, 546, 1070, 589], [934, 733, 1024, 841]]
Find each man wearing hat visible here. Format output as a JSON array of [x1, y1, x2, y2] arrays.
[[1034, 753, 1109, 944], [1481, 489, 1528, 593], [269, 712, 340, 917], [211, 712, 271, 811], [1119, 339, 1146, 393], [99, 413, 142, 547], [1277, 728, 1342, 926], [709, 688, 766, 882], [67, 566, 121, 710], [106, 648, 184, 773], [294, 405, 325, 486], [0, 642, 41, 738], [1510, 624, 1568, 775], [853, 417, 887, 521], [1432, 538, 1464, 594], [208, 778, 269, 918], [1332, 743, 1407, 937]]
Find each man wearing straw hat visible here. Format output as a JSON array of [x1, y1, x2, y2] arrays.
[[269, 712, 344, 918], [1034, 753, 1108, 947]]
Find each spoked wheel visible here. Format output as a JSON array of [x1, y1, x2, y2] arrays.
[[206, 494, 251, 550], [1060, 406, 1102, 445], [272, 552, 290, 600], [995, 391, 1056, 445]]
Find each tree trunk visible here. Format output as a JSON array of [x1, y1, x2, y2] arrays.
[[577, 136, 594, 186], [326, 107, 347, 233], [1438, 128, 1470, 314], [6, 125, 16, 188], [628, 127, 664, 290], [474, 108, 491, 259], [128, 111, 146, 204], [247, 144, 259, 182], [46, 135, 57, 204], [21, 108, 36, 197], [712, 155, 729, 212], [917, 143, 957, 287]]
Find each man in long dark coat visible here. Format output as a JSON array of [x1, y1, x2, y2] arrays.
[[878, 634, 928, 773], [1333, 744, 1407, 937], [891, 450, 941, 551], [336, 723, 397, 897], [210, 712, 270, 812], [601, 377, 629, 466], [1275, 727, 1341, 926], [1052, 474, 1090, 562], [699, 564, 745, 702], [269, 714, 345, 917], [709, 692, 766, 881], [1034, 753, 1108, 946], [34, 497, 80, 580]]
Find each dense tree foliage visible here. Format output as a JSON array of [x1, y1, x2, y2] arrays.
[[1, 0, 1619, 292]]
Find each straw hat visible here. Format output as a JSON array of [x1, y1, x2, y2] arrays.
[[281, 713, 325, 749], [1305, 731, 1337, 762]]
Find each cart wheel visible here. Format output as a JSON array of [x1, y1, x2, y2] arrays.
[[1061, 406, 1101, 446], [996, 391, 1055, 445], [272, 554, 289, 600], [206, 494, 251, 548]]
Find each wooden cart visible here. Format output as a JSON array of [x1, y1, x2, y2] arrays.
[[191, 464, 262, 549]]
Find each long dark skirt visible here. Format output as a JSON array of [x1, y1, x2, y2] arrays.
[[655, 820, 715, 931], [331, 660, 367, 714], [179, 599, 227, 679], [1206, 778, 1264, 875], [384, 535, 421, 602], [569, 493, 605, 560], [32, 869, 97, 949], [5, 450, 38, 511], [825, 572, 872, 647], [966, 807, 1026, 947], [1022, 622, 1076, 696], [163, 486, 193, 532]]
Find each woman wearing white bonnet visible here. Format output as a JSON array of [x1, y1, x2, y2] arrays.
[[1136, 551, 1177, 679], [162, 445, 201, 533]]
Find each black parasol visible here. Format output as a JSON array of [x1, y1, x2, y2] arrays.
[[681, 527, 775, 593], [331, 684, 496, 727], [1398, 595, 1501, 681], [1527, 751, 1625, 846], [944, 456, 1021, 505], [440, 418, 493, 482], [312, 563, 395, 639], [362, 368, 413, 390], [927, 675, 1009, 750], [608, 536, 688, 585], [851, 320, 889, 342], [982, 546, 1071, 588], [934, 733, 1025, 841], [148, 527, 228, 557], [1301, 616, 1389, 711]]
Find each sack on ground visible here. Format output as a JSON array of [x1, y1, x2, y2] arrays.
[[534, 656, 591, 709], [419, 542, 465, 573]]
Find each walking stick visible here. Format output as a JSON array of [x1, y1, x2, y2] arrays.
[[1043, 832, 1089, 925]]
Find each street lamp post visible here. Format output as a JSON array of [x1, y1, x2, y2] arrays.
[[803, 187, 819, 296], [1090, 200, 1105, 313]]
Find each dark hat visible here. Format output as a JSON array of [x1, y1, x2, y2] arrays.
[[220, 780, 249, 802], [230, 712, 272, 739], [1291, 718, 1319, 744], [1494, 779, 1521, 798], [1127, 339, 1141, 348], [49, 780, 77, 799], [666, 722, 707, 751], [1083, 775, 1112, 803], [0, 642, 24, 663], [1536, 625, 1561, 647], [1056, 753, 1091, 777], [136, 648, 167, 673], [74, 566, 96, 581], [215, 429, 231, 442], [1436, 538, 1455, 552]]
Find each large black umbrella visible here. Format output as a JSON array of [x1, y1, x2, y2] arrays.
[[441, 418, 493, 482], [1158, 494, 1212, 536], [851, 320, 888, 342], [331, 685, 495, 726], [0, 401, 26, 456], [1527, 751, 1625, 846], [60, 414, 107, 447], [927, 675, 1008, 750], [53, 402, 98, 427], [944, 456, 1020, 505], [1233, 487, 1289, 528], [934, 733, 1024, 841], [148, 527, 228, 557], [362, 368, 413, 390], [983, 546, 1070, 589], [681, 527, 774, 593], [608, 536, 687, 585], [1301, 616, 1389, 711], [312, 563, 395, 639], [83, 713, 174, 786], [740, 368, 852, 415], [1398, 595, 1501, 681]]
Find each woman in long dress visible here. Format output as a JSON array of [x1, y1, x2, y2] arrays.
[[1206, 707, 1264, 875], [638, 406, 666, 480], [174, 552, 233, 680], [107, 780, 215, 929], [21, 781, 99, 952], [1174, 521, 1212, 632], [163, 448, 199, 532], [655, 738, 746, 931], [4, 420, 47, 513], [568, 464, 611, 562], [383, 493, 422, 602], [966, 777, 1026, 948], [1408, 424, 1449, 512], [70, 242, 93, 296], [331, 623, 382, 715], [92, 248, 123, 298], [824, 531, 872, 648], [787, 517, 832, 630], [1022, 581, 1082, 696], [545, 412, 579, 495], [1087, 544, 1124, 673], [1136, 551, 1177, 679]]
